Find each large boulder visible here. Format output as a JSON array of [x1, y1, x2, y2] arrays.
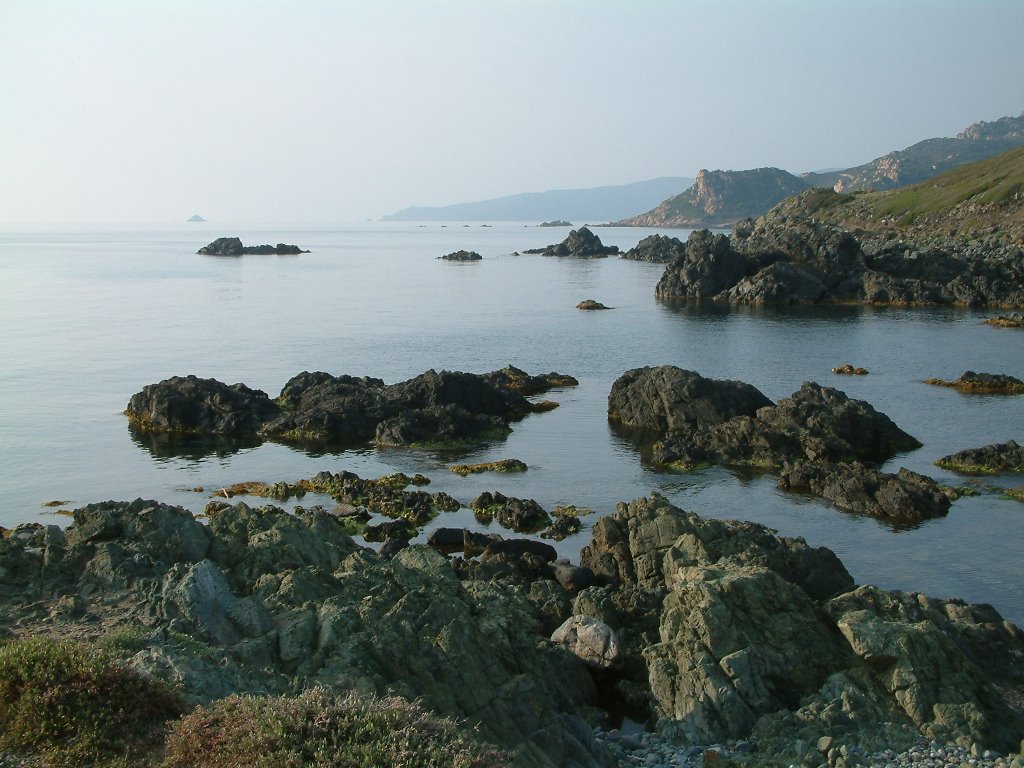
[[607, 366, 772, 434], [124, 375, 280, 434], [652, 381, 922, 469]]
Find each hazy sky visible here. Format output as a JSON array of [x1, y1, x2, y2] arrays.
[[3, 0, 1023, 225]]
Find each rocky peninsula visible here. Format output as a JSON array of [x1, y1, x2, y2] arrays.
[[197, 237, 309, 255], [1, 491, 1021, 767], [653, 148, 1024, 309]]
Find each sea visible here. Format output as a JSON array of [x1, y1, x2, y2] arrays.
[[1, 222, 1021, 625]]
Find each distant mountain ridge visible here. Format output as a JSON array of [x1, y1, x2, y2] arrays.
[[381, 177, 693, 222], [615, 112, 1024, 228]]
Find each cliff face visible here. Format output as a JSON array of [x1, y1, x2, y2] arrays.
[[615, 168, 809, 228]]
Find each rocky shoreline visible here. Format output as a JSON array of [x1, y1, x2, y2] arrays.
[[1, 491, 1022, 767]]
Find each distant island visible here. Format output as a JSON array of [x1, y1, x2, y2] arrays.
[[186, 214, 207, 222], [382, 177, 693, 222], [614, 111, 1024, 228]]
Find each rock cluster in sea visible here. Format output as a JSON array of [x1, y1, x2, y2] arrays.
[[124, 365, 576, 449], [2, 493, 1021, 767], [197, 237, 309, 255], [438, 249, 482, 261], [654, 204, 1024, 307], [606, 366, 949, 525]]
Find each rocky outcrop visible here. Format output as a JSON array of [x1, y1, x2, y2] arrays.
[[620, 234, 685, 263], [654, 197, 1024, 308], [607, 366, 772, 435], [576, 299, 610, 310], [0, 499, 604, 767], [651, 380, 922, 469], [438, 250, 482, 261], [126, 367, 573, 450], [197, 237, 308, 255], [576, 495, 1024, 756], [450, 458, 528, 476], [985, 314, 1024, 328], [540, 220, 571, 227], [924, 371, 1024, 394], [523, 227, 619, 258], [777, 461, 951, 525], [615, 168, 810, 228], [936, 440, 1024, 474]]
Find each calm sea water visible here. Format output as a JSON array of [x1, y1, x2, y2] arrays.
[[1, 223, 1021, 624]]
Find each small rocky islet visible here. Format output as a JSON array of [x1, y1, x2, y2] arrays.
[[197, 236, 309, 255]]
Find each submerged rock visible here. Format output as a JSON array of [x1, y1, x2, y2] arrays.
[[523, 227, 619, 258], [936, 439, 1024, 474], [197, 237, 308, 255]]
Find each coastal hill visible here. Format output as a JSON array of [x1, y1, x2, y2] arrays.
[[653, 145, 1024, 308], [381, 176, 693, 222], [615, 111, 1024, 228]]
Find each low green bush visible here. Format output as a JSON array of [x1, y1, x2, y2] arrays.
[[0, 636, 183, 767], [161, 687, 511, 768]]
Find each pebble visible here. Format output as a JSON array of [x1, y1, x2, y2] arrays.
[[593, 728, 1024, 768]]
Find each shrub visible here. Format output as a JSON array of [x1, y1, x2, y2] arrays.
[[161, 687, 511, 768], [0, 636, 184, 767]]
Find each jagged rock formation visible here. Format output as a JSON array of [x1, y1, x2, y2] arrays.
[[438, 249, 482, 261], [197, 237, 309, 255], [523, 227, 619, 258], [125, 367, 575, 449], [615, 168, 810, 228], [575, 495, 1024, 758], [620, 234, 686, 263]]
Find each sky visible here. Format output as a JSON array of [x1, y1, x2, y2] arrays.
[[2, 0, 1023, 226]]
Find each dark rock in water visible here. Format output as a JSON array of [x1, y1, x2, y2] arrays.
[[777, 461, 951, 524], [438, 249, 482, 261], [832, 363, 869, 375], [621, 233, 686, 263], [924, 370, 1024, 394], [124, 375, 279, 434], [936, 439, 1024, 474], [127, 367, 574, 450], [607, 365, 772, 435], [0, 500, 604, 764], [651, 380, 921, 469], [576, 299, 610, 310], [197, 237, 309, 255], [654, 229, 751, 299], [523, 226, 619, 258], [575, 494, 1024, 753], [470, 491, 551, 533]]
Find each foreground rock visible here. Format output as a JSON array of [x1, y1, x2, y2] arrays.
[[197, 237, 308, 255], [126, 367, 575, 449], [936, 440, 1024, 474], [576, 495, 1024, 759], [523, 227, 619, 258], [438, 249, 482, 261], [778, 461, 951, 525], [0, 500, 603, 768], [654, 194, 1024, 307], [924, 371, 1024, 394]]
